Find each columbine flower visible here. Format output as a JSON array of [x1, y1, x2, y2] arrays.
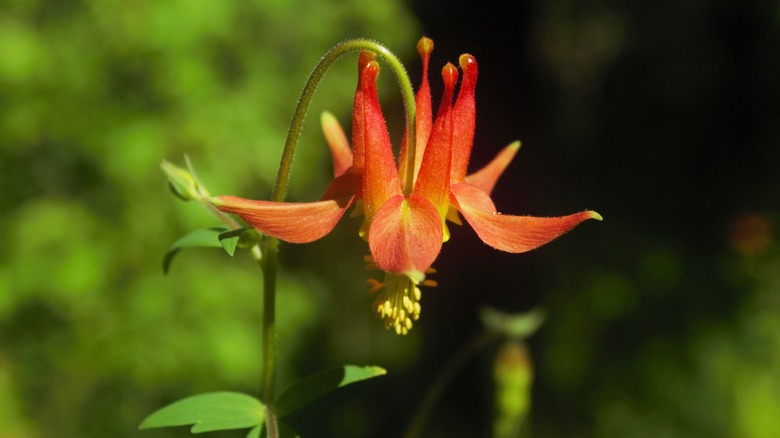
[[212, 37, 601, 334]]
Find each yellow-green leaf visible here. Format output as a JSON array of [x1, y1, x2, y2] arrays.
[[218, 227, 261, 257], [163, 227, 227, 274], [139, 392, 264, 433], [275, 365, 386, 417]]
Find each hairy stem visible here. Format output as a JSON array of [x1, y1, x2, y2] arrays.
[[259, 236, 278, 401], [272, 38, 417, 202], [259, 40, 417, 438]]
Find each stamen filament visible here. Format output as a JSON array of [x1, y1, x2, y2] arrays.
[[367, 268, 436, 335]]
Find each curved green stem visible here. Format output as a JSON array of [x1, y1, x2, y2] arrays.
[[258, 40, 418, 438], [271, 38, 417, 202]]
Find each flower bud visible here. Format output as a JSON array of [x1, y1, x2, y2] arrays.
[[161, 159, 203, 201], [493, 341, 533, 437]]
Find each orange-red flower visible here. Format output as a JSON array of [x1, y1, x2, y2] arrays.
[[212, 37, 601, 334]]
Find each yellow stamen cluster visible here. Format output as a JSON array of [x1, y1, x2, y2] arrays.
[[364, 256, 436, 335]]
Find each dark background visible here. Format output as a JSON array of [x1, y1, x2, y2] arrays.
[[397, 0, 780, 436]]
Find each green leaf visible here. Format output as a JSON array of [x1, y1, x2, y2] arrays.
[[163, 227, 228, 274], [218, 227, 261, 257], [275, 365, 387, 417], [247, 425, 263, 438], [218, 230, 240, 257], [139, 392, 265, 433]]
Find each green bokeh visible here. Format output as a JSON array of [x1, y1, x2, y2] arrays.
[[0, 0, 418, 436]]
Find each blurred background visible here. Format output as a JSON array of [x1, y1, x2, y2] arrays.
[[1, 0, 779, 437]]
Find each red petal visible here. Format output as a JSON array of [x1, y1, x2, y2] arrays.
[[212, 195, 354, 244], [450, 182, 602, 253], [399, 37, 434, 184], [368, 194, 443, 278], [321, 111, 353, 177], [465, 141, 520, 195], [450, 54, 477, 183], [361, 60, 402, 222], [414, 63, 457, 218], [350, 51, 376, 173]]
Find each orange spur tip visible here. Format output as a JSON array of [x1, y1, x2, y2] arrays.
[[442, 62, 458, 88], [359, 50, 376, 66], [459, 54, 476, 70], [364, 60, 380, 78], [417, 37, 434, 55]]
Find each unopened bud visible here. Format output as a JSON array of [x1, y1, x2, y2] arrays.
[[493, 341, 533, 437], [161, 160, 203, 201]]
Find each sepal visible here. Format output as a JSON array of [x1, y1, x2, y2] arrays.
[[465, 141, 520, 195], [321, 111, 353, 177], [212, 195, 354, 244], [450, 182, 602, 253]]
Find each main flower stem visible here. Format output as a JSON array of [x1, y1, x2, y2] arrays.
[[272, 38, 418, 202], [258, 39, 418, 438], [260, 237, 278, 435]]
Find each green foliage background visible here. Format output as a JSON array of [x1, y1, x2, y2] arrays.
[[2, 0, 780, 437], [0, 0, 418, 436]]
